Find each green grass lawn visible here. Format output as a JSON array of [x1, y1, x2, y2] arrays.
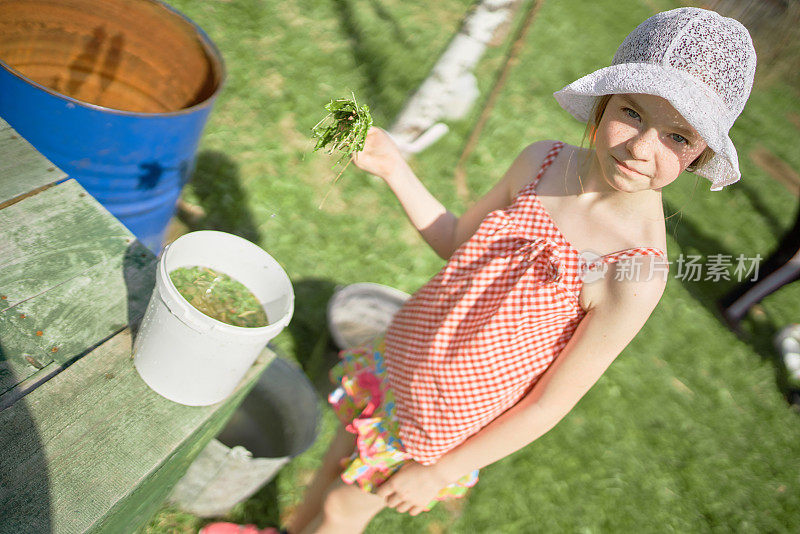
[[143, 0, 800, 532]]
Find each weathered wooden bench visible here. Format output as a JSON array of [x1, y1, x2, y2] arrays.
[[0, 117, 275, 533]]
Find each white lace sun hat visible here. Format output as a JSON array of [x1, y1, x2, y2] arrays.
[[553, 7, 757, 191]]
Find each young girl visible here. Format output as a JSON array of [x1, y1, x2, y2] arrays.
[[202, 7, 756, 534]]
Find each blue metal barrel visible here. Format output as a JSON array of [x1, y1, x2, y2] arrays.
[[0, 0, 225, 254]]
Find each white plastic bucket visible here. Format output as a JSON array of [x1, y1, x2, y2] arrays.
[[133, 230, 294, 406]]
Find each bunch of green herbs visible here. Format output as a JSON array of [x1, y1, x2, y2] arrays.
[[311, 92, 373, 164], [311, 92, 373, 207]]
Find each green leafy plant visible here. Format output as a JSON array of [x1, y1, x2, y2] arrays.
[[312, 92, 373, 163], [311, 92, 373, 207]]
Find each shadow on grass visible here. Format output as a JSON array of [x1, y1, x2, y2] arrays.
[[664, 197, 798, 403], [181, 150, 262, 243], [331, 0, 388, 114], [284, 278, 343, 400], [366, 0, 409, 45], [330, 0, 413, 119], [733, 178, 793, 238]]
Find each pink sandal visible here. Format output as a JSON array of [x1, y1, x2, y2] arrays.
[[198, 523, 285, 534]]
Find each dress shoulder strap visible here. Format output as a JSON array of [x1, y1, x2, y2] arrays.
[[589, 247, 668, 267], [518, 141, 565, 197], [533, 141, 565, 188], [602, 247, 667, 263]]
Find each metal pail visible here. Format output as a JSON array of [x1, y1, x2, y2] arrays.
[[0, 0, 225, 253], [168, 355, 320, 517]]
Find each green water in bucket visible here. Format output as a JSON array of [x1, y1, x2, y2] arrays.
[[169, 266, 270, 328]]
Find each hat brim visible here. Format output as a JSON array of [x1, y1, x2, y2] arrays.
[[553, 63, 740, 190]]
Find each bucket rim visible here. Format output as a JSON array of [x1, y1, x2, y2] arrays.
[[159, 230, 294, 337], [0, 0, 227, 118], [216, 353, 321, 459]]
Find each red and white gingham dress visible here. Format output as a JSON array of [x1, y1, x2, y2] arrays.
[[383, 141, 668, 465]]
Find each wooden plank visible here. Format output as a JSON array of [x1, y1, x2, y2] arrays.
[[0, 118, 67, 207], [0, 241, 155, 372], [0, 179, 156, 395], [0, 356, 55, 405], [0, 179, 138, 302], [0, 328, 277, 534], [0, 361, 62, 412]]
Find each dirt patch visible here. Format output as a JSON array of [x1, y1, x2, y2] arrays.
[[788, 112, 800, 132], [297, 149, 350, 213], [749, 145, 800, 197], [279, 112, 372, 213], [670, 377, 695, 396], [427, 520, 448, 534], [297, 468, 315, 486], [262, 70, 285, 99], [276, 111, 347, 209], [279, 113, 314, 152], [441, 494, 467, 517], [163, 216, 190, 246]]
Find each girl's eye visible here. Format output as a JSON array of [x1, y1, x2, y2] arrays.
[[669, 133, 688, 145], [623, 107, 640, 120]]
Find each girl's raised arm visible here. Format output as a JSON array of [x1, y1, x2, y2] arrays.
[[353, 127, 551, 259]]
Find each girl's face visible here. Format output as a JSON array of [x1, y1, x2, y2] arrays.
[[593, 93, 708, 192]]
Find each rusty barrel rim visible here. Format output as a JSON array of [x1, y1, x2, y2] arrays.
[[0, 0, 226, 117]]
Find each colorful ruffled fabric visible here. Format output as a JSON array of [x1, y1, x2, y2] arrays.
[[328, 334, 479, 510]]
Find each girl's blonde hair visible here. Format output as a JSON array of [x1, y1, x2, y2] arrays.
[[582, 94, 715, 172]]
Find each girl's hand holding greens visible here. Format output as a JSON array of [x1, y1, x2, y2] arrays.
[[310, 93, 407, 182], [352, 126, 409, 181]]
